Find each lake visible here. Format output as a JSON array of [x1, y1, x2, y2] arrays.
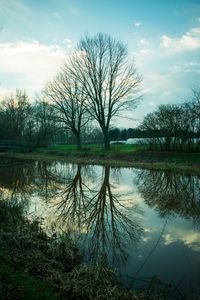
[[0, 158, 200, 298]]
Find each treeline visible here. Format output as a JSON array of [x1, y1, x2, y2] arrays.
[[0, 90, 121, 147], [1, 88, 200, 153], [0, 90, 63, 147], [108, 127, 176, 140], [109, 128, 142, 141], [139, 88, 200, 152]]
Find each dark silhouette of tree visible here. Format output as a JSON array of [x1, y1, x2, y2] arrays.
[[65, 33, 141, 149], [51, 164, 143, 266], [0, 90, 31, 141], [84, 166, 143, 266], [139, 87, 200, 152], [109, 128, 120, 141], [33, 99, 58, 147], [53, 164, 93, 225]]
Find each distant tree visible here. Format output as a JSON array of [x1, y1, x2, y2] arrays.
[[183, 86, 200, 151], [140, 88, 200, 153], [140, 104, 184, 151], [86, 126, 103, 144], [121, 129, 128, 140], [65, 33, 141, 149], [33, 99, 59, 147], [0, 90, 31, 141], [109, 128, 120, 141], [0, 110, 7, 139], [127, 128, 134, 138], [192, 87, 200, 149]]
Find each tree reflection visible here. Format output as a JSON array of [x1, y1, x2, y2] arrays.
[[84, 166, 143, 266], [0, 159, 36, 205], [0, 159, 71, 205], [135, 170, 200, 225], [52, 164, 144, 267], [0, 159, 144, 268], [52, 164, 93, 227]]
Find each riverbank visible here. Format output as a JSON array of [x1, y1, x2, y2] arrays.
[[0, 200, 168, 300], [0, 144, 200, 175]]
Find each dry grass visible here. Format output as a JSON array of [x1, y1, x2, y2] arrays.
[[0, 199, 169, 299]]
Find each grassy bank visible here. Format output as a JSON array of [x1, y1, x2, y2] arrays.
[[0, 200, 168, 300], [1, 143, 200, 175]]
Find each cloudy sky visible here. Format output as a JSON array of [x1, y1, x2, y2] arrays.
[[0, 0, 200, 127]]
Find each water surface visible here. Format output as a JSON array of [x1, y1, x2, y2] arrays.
[[0, 158, 200, 298]]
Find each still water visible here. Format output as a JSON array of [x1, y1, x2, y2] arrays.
[[0, 158, 200, 297]]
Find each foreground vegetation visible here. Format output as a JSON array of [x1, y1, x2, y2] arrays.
[[0, 199, 170, 300], [1, 143, 200, 175]]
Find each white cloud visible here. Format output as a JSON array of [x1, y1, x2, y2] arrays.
[[0, 40, 64, 57], [164, 229, 200, 252], [129, 25, 200, 122], [160, 26, 200, 54], [0, 40, 66, 96], [134, 21, 142, 28], [168, 61, 200, 74]]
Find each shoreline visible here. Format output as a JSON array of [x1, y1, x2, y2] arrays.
[[0, 151, 200, 175]]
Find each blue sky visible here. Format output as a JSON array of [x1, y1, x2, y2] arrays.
[[0, 0, 200, 127]]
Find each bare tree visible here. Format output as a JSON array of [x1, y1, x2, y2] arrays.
[[0, 90, 31, 141], [188, 87, 200, 151], [33, 98, 58, 147], [140, 87, 200, 152], [44, 70, 89, 150], [65, 33, 141, 149]]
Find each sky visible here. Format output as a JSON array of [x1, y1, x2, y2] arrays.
[[0, 0, 200, 127]]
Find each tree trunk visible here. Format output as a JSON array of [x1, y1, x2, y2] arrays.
[[75, 133, 82, 150], [102, 129, 110, 150]]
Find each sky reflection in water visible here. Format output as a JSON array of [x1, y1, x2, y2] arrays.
[[0, 158, 200, 297]]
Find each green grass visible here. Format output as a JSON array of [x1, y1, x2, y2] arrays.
[[1, 143, 200, 175], [36, 143, 147, 155], [35, 143, 200, 166]]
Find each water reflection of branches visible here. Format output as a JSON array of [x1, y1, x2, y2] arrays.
[[135, 170, 200, 225], [85, 166, 143, 266], [0, 160, 35, 205], [53, 164, 144, 267], [54, 164, 93, 226], [35, 162, 77, 200], [0, 160, 144, 268], [33, 162, 94, 202]]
